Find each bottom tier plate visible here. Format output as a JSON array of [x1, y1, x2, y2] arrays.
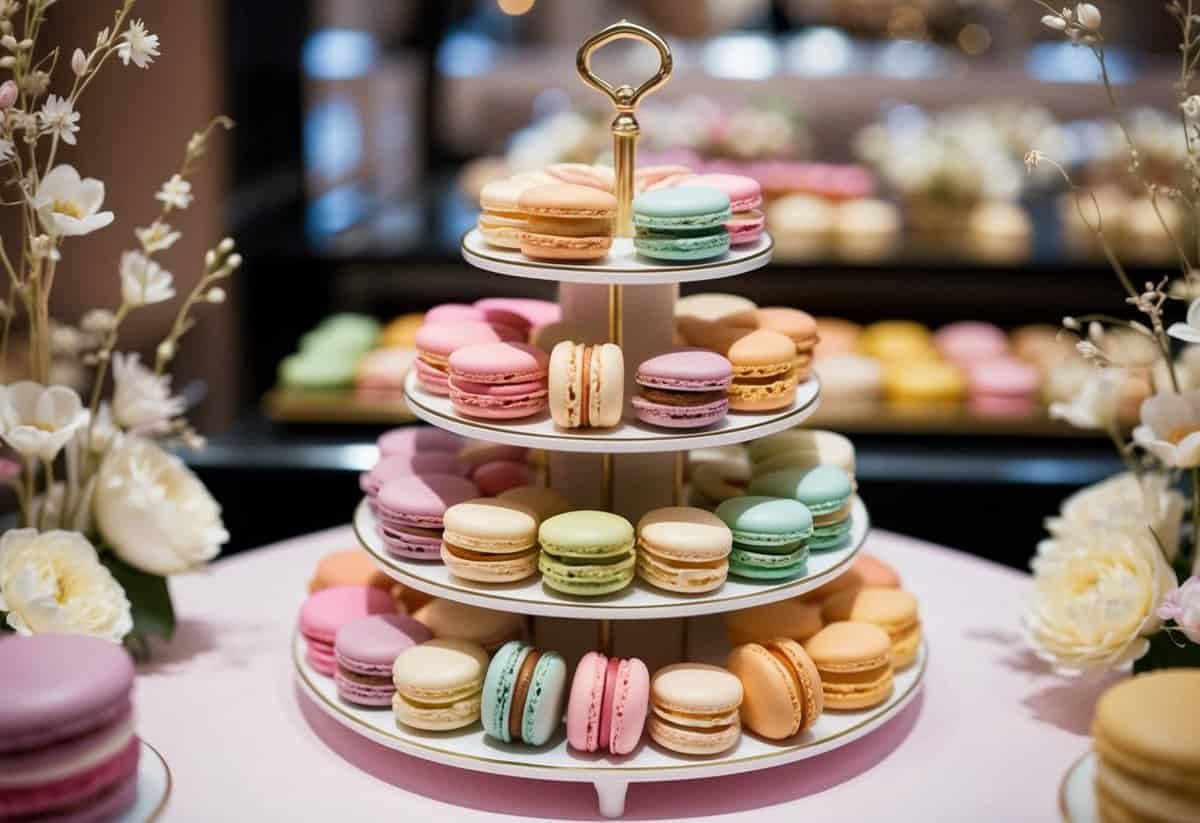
[[120, 740, 171, 823], [293, 630, 925, 817], [1059, 751, 1097, 823]]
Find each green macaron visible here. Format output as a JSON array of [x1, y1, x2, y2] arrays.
[[811, 517, 853, 551], [278, 351, 358, 390], [728, 543, 810, 580], [633, 187, 732, 263], [480, 641, 567, 746], [537, 510, 635, 597], [748, 466, 853, 516], [714, 496, 813, 553]]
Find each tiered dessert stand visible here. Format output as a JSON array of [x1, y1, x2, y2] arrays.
[[294, 22, 926, 818]]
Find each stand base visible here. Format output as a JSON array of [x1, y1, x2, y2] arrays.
[[595, 779, 628, 818]]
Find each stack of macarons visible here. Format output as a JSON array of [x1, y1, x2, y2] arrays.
[[538, 510, 636, 597], [300, 585, 398, 676], [0, 635, 142, 822], [685, 173, 764, 246], [374, 473, 479, 560], [448, 341, 550, 420], [715, 496, 813, 581], [414, 321, 523, 396], [548, 341, 624, 429], [477, 171, 555, 249], [633, 186, 732, 262], [632, 349, 732, 429]]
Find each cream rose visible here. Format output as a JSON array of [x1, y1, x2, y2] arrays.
[[94, 436, 228, 575], [1045, 472, 1184, 561], [0, 528, 132, 642], [1024, 529, 1177, 675]]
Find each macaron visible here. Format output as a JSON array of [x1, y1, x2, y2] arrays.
[[546, 162, 615, 192], [471, 459, 535, 496], [415, 321, 523, 395], [858, 320, 936, 363], [633, 186, 732, 262], [518, 183, 616, 261], [392, 638, 490, 730], [934, 321, 1009, 368], [804, 621, 895, 710], [335, 614, 433, 706], [1092, 670, 1200, 823], [675, 293, 757, 323], [440, 498, 540, 584], [481, 641, 568, 746], [361, 452, 469, 501], [448, 341, 549, 420], [715, 496, 813, 581], [278, 350, 357, 390], [967, 357, 1040, 415], [380, 313, 425, 348], [648, 663, 743, 755], [375, 474, 480, 560], [685, 173, 764, 246], [822, 587, 921, 669], [355, 347, 416, 396], [477, 172, 554, 249], [748, 429, 856, 480], [498, 485, 571, 521], [813, 354, 883, 403], [884, 360, 967, 404], [724, 598, 823, 646], [424, 303, 524, 338], [457, 441, 528, 470], [548, 341, 624, 429], [474, 297, 560, 335], [538, 510, 636, 597], [802, 553, 902, 604], [377, 426, 465, 457], [728, 308, 819, 379], [632, 350, 732, 429], [814, 317, 862, 358], [0, 635, 139, 822], [308, 549, 394, 594], [636, 506, 732, 593], [728, 639, 823, 740], [635, 163, 693, 192], [299, 585, 397, 676], [748, 466, 854, 550], [721, 329, 799, 412], [566, 651, 651, 755], [689, 453, 750, 508], [413, 599, 526, 653]]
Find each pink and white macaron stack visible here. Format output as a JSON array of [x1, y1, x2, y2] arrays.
[[686, 173, 765, 246], [447, 341, 550, 421], [414, 321, 522, 396], [0, 635, 142, 823]]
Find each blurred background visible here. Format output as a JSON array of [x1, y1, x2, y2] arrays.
[[24, 0, 1188, 564]]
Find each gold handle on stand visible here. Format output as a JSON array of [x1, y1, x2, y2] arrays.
[[576, 21, 673, 237]]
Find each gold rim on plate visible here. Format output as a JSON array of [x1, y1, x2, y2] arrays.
[[1057, 750, 1092, 823], [140, 738, 173, 822]]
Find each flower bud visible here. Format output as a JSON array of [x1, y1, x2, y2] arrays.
[[1075, 3, 1101, 30], [1062, 316, 1081, 330], [71, 48, 87, 77], [226, 253, 242, 270], [204, 249, 216, 268], [0, 79, 17, 109], [1041, 14, 1067, 31], [157, 340, 176, 363], [0, 56, 16, 68], [206, 287, 226, 304], [218, 237, 234, 254]]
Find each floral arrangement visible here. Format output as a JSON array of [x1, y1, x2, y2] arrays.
[[0, 0, 237, 656], [1023, 1, 1200, 674]]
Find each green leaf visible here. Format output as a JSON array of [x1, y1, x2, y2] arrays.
[[1133, 628, 1200, 673], [99, 553, 175, 643]]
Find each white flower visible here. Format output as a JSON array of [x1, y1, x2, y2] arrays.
[[117, 19, 159, 69], [205, 287, 225, 304], [94, 437, 228, 575], [0, 529, 132, 643], [135, 220, 180, 253], [1046, 472, 1185, 561], [1048, 367, 1121, 429], [119, 250, 174, 307], [71, 47, 87, 77], [1183, 96, 1200, 121], [1167, 297, 1200, 343], [1075, 3, 1101, 30], [31, 165, 114, 236], [38, 94, 79, 145], [1133, 390, 1200, 467], [1024, 529, 1177, 675], [155, 174, 191, 209], [0, 382, 88, 460], [1158, 576, 1200, 644], [80, 308, 116, 334], [88, 401, 119, 454], [1042, 13, 1067, 31], [111, 352, 184, 434]]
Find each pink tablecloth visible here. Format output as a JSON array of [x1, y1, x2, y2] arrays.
[[135, 526, 1107, 822]]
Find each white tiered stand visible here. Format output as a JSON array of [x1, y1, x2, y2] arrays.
[[293, 232, 928, 818]]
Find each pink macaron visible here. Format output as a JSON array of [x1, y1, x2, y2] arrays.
[[474, 297, 561, 335], [361, 452, 470, 500], [686, 173, 764, 245], [968, 356, 1040, 415], [934, 321, 1009, 367], [632, 349, 732, 429], [448, 341, 549, 420], [415, 321, 524, 396], [566, 651, 650, 755], [334, 614, 433, 706], [377, 425, 466, 458], [375, 473, 479, 560], [299, 585, 397, 676], [471, 460, 535, 496], [425, 303, 524, 338]]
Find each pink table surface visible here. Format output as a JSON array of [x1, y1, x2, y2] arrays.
[[134, 525, 1107, 822]]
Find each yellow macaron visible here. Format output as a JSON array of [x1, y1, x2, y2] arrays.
[[820, 587, 921, 669], [804, 621, 894, 710]]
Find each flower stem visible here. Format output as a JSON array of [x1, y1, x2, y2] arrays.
[[1109, 425, 1138, 474], [1192, 467, 1200, 563]]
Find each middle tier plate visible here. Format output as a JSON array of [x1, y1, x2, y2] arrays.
[[355, 496, 868, 619], [403, 370, 821, 454]]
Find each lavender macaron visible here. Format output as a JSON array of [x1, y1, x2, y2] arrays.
[[375, 473, 479, 560], [633, 349, 732, 429], [335, 614, 433, 706]]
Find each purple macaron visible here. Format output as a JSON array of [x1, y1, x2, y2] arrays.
[[377, 426, 466, 457], [375, 473, 479, 560], [335, 614, 433, 706], [360, 452, 470, 501], [632, 349, 732, 429], [299, 585, 397, 676]]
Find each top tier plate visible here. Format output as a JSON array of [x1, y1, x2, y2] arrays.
[[461, 229, 774, 285]]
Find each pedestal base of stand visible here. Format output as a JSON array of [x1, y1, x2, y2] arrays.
[[595, 780, 629, 818]]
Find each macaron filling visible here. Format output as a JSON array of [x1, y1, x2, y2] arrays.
[[509, 649, 542, 742], [598, 656, 621, 749]]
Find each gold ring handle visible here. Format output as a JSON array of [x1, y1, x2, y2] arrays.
[[576, 21, 673, 237]]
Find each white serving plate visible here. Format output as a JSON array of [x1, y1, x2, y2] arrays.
[[294, 631, 925, 818], [1059, 751, 1098, 823], [461, 229, 773, 285], [356, 495, 868, 620], [403, 371, 820, 455], [118, 740, 171, 822]]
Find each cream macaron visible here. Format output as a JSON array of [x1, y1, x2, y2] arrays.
[[548, 341, 624, 429], [648, 663, 743, 755], [392, 638, 490, 730], [636, 506, 732, 593], [439, 498, 540, 584]]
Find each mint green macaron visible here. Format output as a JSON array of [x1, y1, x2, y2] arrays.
[[537, 510, 635, 596], [481, 641, 567, 746], [714, 496, 813, 553], [633, 187, 731, 262], [811, 517, 853, 551], [748, 466, 853, 516], [728, 543, 810, 580]]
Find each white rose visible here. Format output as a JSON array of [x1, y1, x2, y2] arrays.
[[0, 528, 132, 642], [94, 437, 228, 575], [1045, 472, 1184, 561], [1024, 529, 1177, 675]]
